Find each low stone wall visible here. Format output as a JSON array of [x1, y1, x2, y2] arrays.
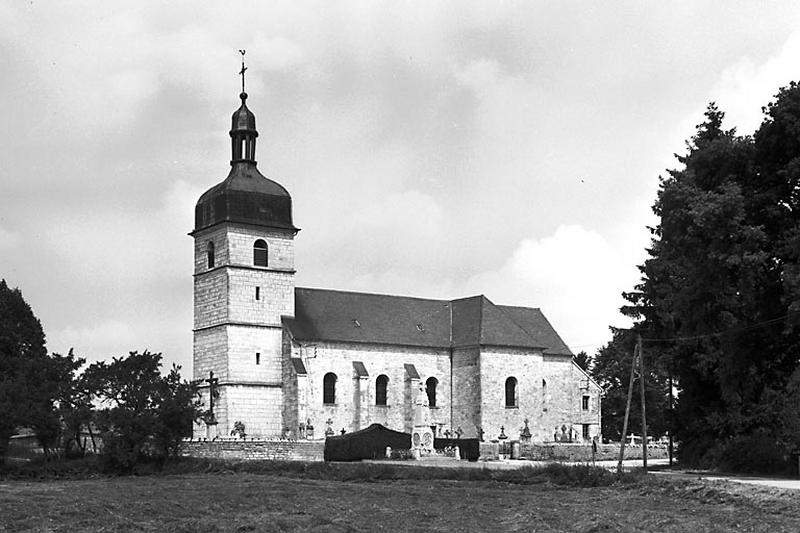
[[181, 439, 325, 462], [479, 441, 669, 462]]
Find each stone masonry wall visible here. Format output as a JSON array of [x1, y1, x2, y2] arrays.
[[224, 384, 283, 437], [193, 222, 295, 441], [181, 439, 324, 461], [451, 347, 481, 438], [287, 341, 451, 439], [194, 269, 228, 328], [226, 325, 283, 383], [225, 225, 294, 271], [193, 327, 229, 381], [479, 347, 544, 442], [227, 269, 294, 326]]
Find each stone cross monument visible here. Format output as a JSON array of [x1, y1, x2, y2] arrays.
[[412, 382, 434, 458]]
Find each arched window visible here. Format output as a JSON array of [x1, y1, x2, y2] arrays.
[[376, 375, 389, 406], [206, 241, 215, 268], [253, 239, 268, 267], [323, 373, 337, 405], [426, 377, 438, 407], [505, 377, 518, 407]]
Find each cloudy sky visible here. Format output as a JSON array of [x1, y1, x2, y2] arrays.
[[2, 1, 800, 371]]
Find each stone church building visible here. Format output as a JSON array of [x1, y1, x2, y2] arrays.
[[191, 87, 602, 444]]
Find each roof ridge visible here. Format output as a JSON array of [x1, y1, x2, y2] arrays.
[[295, 286, 449, 303], [497, 303, 541, 311]]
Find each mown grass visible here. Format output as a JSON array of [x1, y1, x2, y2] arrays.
[[2, 464, 800, 532]]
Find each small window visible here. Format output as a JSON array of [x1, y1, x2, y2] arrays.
[[542, 379, 547, 407], [255, 352, 260, 365], [253, 239, 268, 267], [582, 395, 590, 411], [376, 375, 389, 406], [323, 373, 337, 404], [255, 286, 260, 300], [505, 377, 517, 407], [206, 241, 215, 268], [425, 377, 438, 407]]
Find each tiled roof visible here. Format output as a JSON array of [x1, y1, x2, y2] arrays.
[[497, 305, 573, 356], [284, 287, 572, 354]]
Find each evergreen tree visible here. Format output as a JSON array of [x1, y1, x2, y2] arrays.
[[0, 280, 48, 460], [624, 91, 800, 467]]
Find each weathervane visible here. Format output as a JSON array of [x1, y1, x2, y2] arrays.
[[238, 49, 247, 93]]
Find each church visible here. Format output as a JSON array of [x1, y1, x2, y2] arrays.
[[191, 81, 602, 445]]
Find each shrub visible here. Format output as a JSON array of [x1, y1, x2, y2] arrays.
[[703, 433, 790, 475]]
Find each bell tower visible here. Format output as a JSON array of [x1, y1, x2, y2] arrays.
[[191, 55, 297, 438]]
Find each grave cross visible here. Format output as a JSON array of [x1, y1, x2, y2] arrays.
[[205, 371, 219, 421]]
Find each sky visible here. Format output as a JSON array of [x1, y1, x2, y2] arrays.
[[2, 1, 800, 372]]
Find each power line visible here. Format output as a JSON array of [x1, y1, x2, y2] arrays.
[[567, 311, 800, 351], [642, 311, 800, 343]]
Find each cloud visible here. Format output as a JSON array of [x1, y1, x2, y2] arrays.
[[464, 225, 636, 355], [50, 320, 137, 361], [714, 30, 800, 134], [0, 226, 20, 251]]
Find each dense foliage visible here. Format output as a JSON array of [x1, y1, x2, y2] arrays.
[[0, 280, 82, 461], [621, 83, 800, 469], [0, 280, 201, 470], [591, 328, 670, 442], [85, 351, 202, 472]]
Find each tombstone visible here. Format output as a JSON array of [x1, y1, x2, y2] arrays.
[[519, 418, 532, 444]]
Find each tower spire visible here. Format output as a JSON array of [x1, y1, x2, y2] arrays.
[[239, 49, 247, 95], [230, 50, 257, 165]]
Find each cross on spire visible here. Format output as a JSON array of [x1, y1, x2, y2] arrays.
[[238, 49, 247, 93]]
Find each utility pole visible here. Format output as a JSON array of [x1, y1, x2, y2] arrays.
[[668, 369, 674, 467], [617, 340, 639, 475], [639, 334, 648, 472]]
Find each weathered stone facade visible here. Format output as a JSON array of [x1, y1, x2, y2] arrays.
[[191, 89, 602, 444]]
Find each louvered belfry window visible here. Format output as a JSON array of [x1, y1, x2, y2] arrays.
[[253, 239, 268, 267]]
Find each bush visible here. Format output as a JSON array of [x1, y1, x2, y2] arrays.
[[703, 433, 790, 475]]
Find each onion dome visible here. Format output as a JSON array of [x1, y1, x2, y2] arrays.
[[193, 92, 296, 234]]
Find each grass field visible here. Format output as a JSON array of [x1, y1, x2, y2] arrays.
[[2, 462, 800, 532]]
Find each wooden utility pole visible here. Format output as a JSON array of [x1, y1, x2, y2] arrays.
[[617, 341, 639, 475], [668, 370, 674, 467], [638, 334, 648, 472]]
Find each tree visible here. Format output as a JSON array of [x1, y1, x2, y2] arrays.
[[573, 351, 592, 373], [85, 351, 201, 472], [590, 328, 670, 442], [623, 93, 800, 468], [28, 349, 86, 457], [0, 280, 48, 461]]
